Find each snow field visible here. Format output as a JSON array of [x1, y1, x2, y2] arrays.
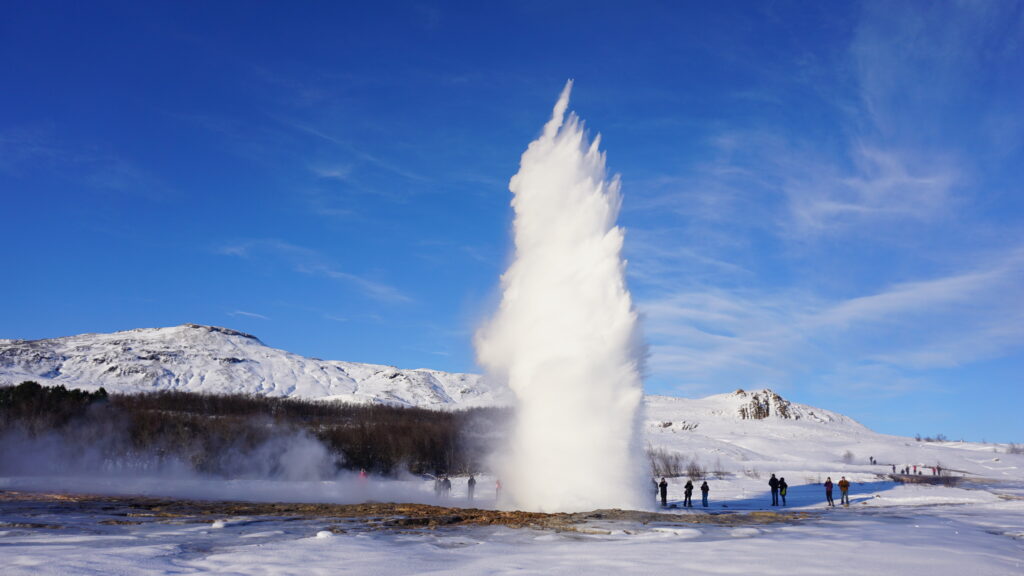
[[2, 498, 1022, 576]]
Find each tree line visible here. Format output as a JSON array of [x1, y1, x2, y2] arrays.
[[0, 381, 510, 477]]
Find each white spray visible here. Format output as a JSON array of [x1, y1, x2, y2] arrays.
[[476, 81, 647, 512]]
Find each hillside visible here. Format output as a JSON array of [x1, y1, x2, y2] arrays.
[[644, 391, 1018, 483], [0, 324, 506, 410]]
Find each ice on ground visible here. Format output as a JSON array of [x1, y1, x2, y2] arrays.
[[651, 527, 702, 538]]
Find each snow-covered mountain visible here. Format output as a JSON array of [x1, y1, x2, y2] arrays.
[[0, 324, 507, 410]]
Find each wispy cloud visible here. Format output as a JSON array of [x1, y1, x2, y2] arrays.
[[0, 127, 169, 200], [218, 239, 412, 303], [275, 118, 430, 183], [628, 1, 1024, 412], [297, 263, 412, 303], [641, 246, 1024, 393], [782, 145, 959, 236], [228, 310, 270, 320], [309, 163, 354, 182]]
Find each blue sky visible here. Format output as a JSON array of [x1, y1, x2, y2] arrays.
[[2, 1, 1022, 442]]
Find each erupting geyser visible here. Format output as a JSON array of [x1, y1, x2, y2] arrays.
[[476, 81, 646, 512]]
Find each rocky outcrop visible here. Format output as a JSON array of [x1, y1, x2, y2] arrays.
[[733, 389, 796, 420]]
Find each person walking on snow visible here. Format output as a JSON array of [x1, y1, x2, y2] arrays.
[[838, 476, 851, 506], [779, 477, 788, 506], [467, 475, 476, 501], [769, 474, 780, 506], [824, 477, 835, 507], [659, 477, 668, 507], [701, 481, 710, 507], [684, 480, 694, 507]]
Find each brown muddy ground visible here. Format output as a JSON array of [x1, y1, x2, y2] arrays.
[[0, 490, 811, 534]]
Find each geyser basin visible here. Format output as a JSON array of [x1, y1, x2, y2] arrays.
[[476, 81, 646, 513]]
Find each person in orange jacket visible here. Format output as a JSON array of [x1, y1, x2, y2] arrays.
[[838, 476, 851, 505]]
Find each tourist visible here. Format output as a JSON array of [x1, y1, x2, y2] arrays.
[[838, 476, 851, 506], [659, 477, 668, 507], [701, 480, 710, 507], [779, 477, 788, 506], [684, 480, 694, 507], [468, 475, 476, 501], [769, 474, 780, 506], [824, 477, 835, 507]]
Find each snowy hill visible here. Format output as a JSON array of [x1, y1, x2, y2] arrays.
[[0, 324, 506, 410], [644, 390, 1019, 483]]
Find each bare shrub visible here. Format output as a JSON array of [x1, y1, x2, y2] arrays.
[[686, 458, 706, 480], [712, 457, 729, 479], [841, 450, 855, 464], [646, 446, 684, 477], [743, 468, 761, 479], [1008, 443, 1024, 455]]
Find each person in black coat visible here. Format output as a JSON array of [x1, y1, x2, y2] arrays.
[[659, 477, 668, 507], [769, 474, 780, 506], [700, 480, 710, 507], [779, 477, 788, 506], [467, 475, 477, 501], [684, 480, 694, 507]]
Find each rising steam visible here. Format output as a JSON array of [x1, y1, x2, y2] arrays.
[[476, 81, 647, 512]]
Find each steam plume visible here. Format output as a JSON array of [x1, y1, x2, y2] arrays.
[[476, 81, 646, 512]]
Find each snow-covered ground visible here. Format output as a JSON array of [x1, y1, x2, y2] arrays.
[[1, 473, 1022, 575]]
